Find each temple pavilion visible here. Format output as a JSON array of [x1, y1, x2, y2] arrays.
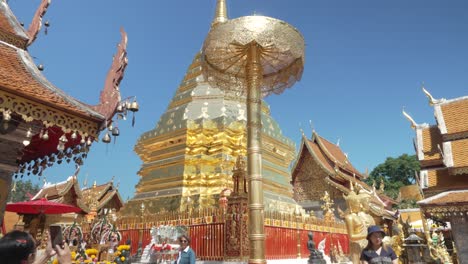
[[0, 0, 130, 228], [291, 130, 396, 222], [13, 175, 123, 237], [123, 0, 298, 214], [405, 88, 468, 262]]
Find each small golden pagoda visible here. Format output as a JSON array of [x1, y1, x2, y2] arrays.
[[123, 0, 297, 214]]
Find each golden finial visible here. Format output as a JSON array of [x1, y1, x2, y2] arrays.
[[211, 0, 228, 27]]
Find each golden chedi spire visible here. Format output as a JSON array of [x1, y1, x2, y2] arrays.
[[211, 0, 228, 27]]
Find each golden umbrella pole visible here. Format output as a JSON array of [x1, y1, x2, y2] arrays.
[[202, 14, 305, 264], [245, 42, 265, 263]]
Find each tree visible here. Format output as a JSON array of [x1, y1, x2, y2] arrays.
[[365, 154, 420, 200], [7, 180, 40, 202]]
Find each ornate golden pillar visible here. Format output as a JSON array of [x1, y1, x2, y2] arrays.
[[202, 14, 305, 264]]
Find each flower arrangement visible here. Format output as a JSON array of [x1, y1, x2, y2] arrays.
[[113, 244, 131, 264]]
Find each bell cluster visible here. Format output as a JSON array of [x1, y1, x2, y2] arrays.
[[14, 139, 90, 179], [101, 97, 139, 144]]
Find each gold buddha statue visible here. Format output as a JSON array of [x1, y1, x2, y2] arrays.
[[344, 183, 375, 264]]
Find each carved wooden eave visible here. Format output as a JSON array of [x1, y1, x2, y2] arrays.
[[418, 190, 468, 220]]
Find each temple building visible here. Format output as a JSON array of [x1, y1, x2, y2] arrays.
[[291, 131, 396, 221], [12, 175, 123, 236], [405, 88, 468, 263], [0, 0, 130, 228], [123, 1, 297, 214]]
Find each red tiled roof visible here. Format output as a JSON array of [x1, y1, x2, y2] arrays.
[[0, 1, 29, 48], [314, 135, 363, 178], [308, 139, 335, 173], [0, 42, 104, 121]]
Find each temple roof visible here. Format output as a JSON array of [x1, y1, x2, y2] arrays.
[[0, 0, 29, 48], [418, 190, 468, 206], [0, 42, 104, 120], [32, 175, 89, 213], [292, 131, 396, 209], [31, 176, 123, 213], [416, 126, 443, 167], [81, 182, 124, 211], [450, 138, 468, 168], [292, 131, 364, 182], [0, 0, 130, 175], [436, 96, 468, 136]]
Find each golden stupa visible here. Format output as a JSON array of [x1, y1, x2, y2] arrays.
[[123, 0, 298, 214]]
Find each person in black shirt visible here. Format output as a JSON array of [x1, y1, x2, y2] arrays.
[[360, 225, 398, 264]]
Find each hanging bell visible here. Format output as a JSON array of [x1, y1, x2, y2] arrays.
[[111, 126, 120, 136], [26, 128, 32, 138], [57, 142, 65, 151], [42, 130, 49, 140], [59, 134, 68, 144], [116, 103, 124, 113], [102, 132, 111, 143], [2, 110, 11, 121], [129, 99, 139, 112], [71, 131, 77, 140], [86, 137, 93, 146]]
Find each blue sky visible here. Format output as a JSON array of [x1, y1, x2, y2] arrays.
[[9, 0, 468, 200]]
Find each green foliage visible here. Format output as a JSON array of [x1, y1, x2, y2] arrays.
[[7, 180, 40, 202], [365, 154, 420, 200], [394, 199, 419, 209]]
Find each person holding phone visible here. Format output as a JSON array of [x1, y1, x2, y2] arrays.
[[0, 230, 73, 264]]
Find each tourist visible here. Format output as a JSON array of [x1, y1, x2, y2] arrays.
[[0, 230, 72, 264], [175, 235, 195, 264], [360, 225, 398, 264]]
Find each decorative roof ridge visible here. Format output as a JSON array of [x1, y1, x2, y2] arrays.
[[26, 0, 50, 47], [290, 132, 310, 183], [421, 86, 468, 107], [0, 0, 29, 42], [96, 189, 123, 210], [81, 181, 112, 191], [32, 175, 71, 200], [437, 95, 468, 106], [313, 131, 363, 178], [90, 28, 128, 120], [303, 133, 336, 176], [9, 43, 105, 120], [418, 189, 468, 205], [58, 175, 82, 198]]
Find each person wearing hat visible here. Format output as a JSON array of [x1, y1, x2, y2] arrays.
[[360, 225, 398, 264]]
